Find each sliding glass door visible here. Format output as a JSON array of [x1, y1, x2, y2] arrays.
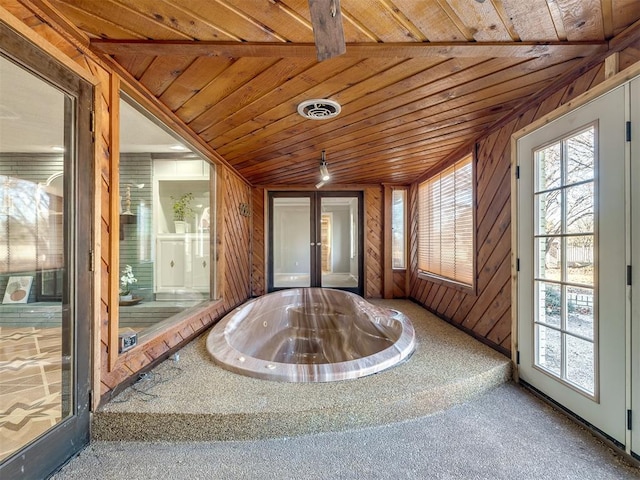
[[268, 191, 363, 294], [0, 23, 92, 479]]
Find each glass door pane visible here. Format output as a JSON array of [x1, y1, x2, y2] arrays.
[[272, 196, 312, 288], [0, 56, 72, 461], [319, 196, 359, 289], [533, 125, 596, 396]]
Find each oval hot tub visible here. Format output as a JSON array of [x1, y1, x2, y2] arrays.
[[206, 288, 415, 382]]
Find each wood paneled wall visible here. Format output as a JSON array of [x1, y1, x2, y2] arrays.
[[2, 1, 252, 401], [251, 187, 266, 297], [410, 46, 640, 357], [392, 271, 407, 298], [364, 187, 383, 298], [221, 169, 252, 308]]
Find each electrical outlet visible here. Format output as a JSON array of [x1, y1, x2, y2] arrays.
[[118, 328, 137, 353]]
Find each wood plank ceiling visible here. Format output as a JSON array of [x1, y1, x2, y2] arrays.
[[49, 0, 640, 186]]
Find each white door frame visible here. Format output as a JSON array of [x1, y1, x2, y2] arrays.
[[512, 62, 640, 456], [630, 76, 640, 459]]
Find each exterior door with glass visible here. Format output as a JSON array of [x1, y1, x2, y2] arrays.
[[268, 192, 362, 294], [516, 85, 627, 445], [0, 25, 93, 479], [630, 76, 640, 458]]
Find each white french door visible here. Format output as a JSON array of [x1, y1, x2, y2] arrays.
[[631, 76, 640, 458], [517, 85, 627, 445]]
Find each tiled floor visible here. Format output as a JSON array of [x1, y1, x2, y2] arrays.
[[0, 327, 62, 462]]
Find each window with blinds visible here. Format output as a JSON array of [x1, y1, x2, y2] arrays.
[[418, 154, 474, 287]]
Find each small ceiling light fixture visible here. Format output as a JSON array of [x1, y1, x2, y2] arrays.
[[170, 144, 187, 151], [320, 150, 330, 181], [51, 146, 65, 152], [317, 150, 330, 189], [297, 99, 341, 120]]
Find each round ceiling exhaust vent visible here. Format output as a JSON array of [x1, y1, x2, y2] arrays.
[[297, 99, 341, 120]]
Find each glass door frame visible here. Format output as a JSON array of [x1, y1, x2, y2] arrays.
[[315, 191, 363, 294], [0, 22, 93, 479], [267, 191, 364, 295], [268, 191, 315, 292]]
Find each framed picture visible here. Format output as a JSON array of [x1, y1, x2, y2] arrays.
[[3, 276, 34, 304]]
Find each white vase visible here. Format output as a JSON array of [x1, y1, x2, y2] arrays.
[[174, 221, 187, 234], [120, 294, 133, 302]]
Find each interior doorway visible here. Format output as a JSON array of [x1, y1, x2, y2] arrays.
[[268, 191, 363, 295], [320, 213, 332, 273]]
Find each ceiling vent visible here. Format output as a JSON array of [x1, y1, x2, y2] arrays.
[[297, 99, 341, 120]]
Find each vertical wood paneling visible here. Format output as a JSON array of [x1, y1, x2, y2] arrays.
[[221, 169, 252, 309], [392, 270, 406, 298], [251, 187, 265, 297], [409, 50, 640, 356], [365, 186, 384, 298], [383, 185, 393, 299], [107, 74, 120, 371]]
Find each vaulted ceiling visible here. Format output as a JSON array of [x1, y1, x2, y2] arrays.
[[48, 0, 640, 186]]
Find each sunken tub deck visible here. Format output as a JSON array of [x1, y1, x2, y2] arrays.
[[206, 288, 416, 382], [93, 299, 512, 442]]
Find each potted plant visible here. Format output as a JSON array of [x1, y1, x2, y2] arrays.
[[119, 264, 137, 301], [171, 192, 195, 233]]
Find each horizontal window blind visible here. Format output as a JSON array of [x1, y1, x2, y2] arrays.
[[418, 154, 473, 286]]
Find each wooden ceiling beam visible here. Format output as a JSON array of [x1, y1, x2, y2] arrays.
[[90, 39, 607, 59], [308, 0, 346, 61]]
